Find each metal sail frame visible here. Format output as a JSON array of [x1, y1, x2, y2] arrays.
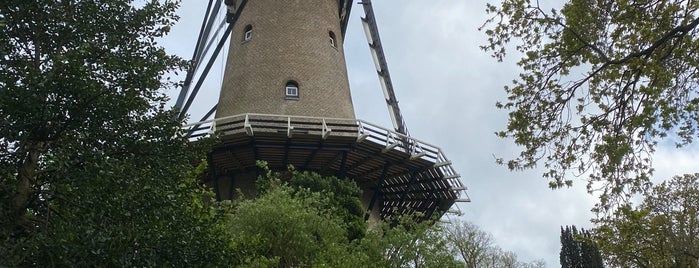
[[358, 0, 409, 136], [174, 0, 249, 121]]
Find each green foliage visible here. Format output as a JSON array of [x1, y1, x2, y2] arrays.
[[356, 215, 463, 268], [0, 0, 233, 266], [483, 0, 699, 210], [256, 164, 367, 241], [593, 174, 699, 267], [226, 164, 367, 267], [227, 184, 353, 267], [560, 225, 604, 268], [2, 156, 233, 266], [286, 167, 367, 241], [229, 165, 472, 267]]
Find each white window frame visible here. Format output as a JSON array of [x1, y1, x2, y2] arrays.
[[244, 29, 252, 41], [329, 32, 337, 48], [285, 85, 299, 98]]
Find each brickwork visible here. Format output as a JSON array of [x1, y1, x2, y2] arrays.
[[216, 0, 356, 120]]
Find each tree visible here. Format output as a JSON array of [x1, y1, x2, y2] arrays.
[[561, 226, 582, 268], [480, 247, 543, 268], [0, 0, 233, 266], [482, 0, 699, 210], [357, 215, 464, 268], [444, 219, 546, 268], [226, 184, 354, 267], [593, 174, 699, 267], [445, 220, 495, 268], [225, 165, 367, 267], [282, 165, 367, 241], [560, 225, 604, 268], [229, 165, 463, 267]]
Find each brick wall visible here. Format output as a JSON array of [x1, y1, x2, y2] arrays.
[[217, 0, 356, 120]]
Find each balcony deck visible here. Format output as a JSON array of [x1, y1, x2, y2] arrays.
[[183, 113, 469, 219]]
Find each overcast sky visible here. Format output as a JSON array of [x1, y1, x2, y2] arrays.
[[163, 1, 699, 266]]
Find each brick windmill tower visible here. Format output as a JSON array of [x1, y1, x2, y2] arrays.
[[176, 0, 468, 221]]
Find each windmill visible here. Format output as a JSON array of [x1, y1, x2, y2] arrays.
[[176, 0, 469, 221]]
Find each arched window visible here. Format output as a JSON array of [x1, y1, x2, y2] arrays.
[[243, 24, 253, 41], [329, 31, 337, 48], [285, 81, 299, 99]]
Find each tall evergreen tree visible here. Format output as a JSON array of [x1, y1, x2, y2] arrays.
[[560, 226, 578, 268], [560, 225, 604, 268], [579, 229, 604, 268]]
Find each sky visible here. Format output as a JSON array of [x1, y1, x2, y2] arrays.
[[162, 1, 699, 266]]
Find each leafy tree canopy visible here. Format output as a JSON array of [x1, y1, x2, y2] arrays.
[[483, 0, 699, 210], [593, 174, 699, 267], [356, 215, 465, 268], [226, 182, 353, 267], [226, 164, 366, 267], [256, 163, 367, 241], [233, 164, 470, 267], [0, 0, 233, 266]]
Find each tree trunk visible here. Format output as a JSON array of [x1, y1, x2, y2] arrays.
[[11, 141, 43, 229]]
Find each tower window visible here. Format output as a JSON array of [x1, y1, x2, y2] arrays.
[[285, 81, 299, 99], [243, 24, 252, 41], [329, 31, 337, 48]]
